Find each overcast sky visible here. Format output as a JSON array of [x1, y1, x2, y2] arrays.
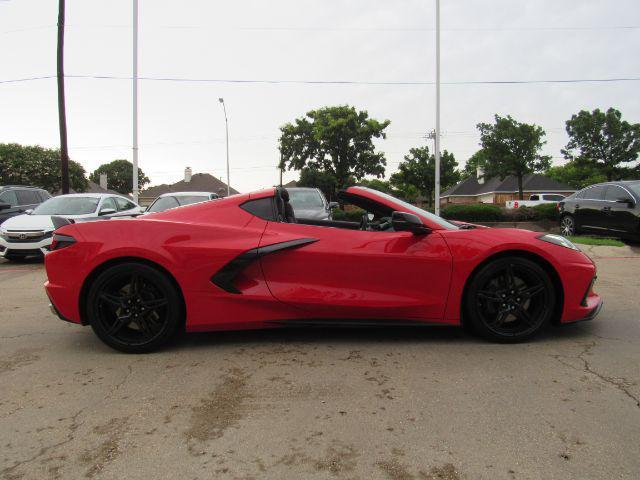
[[1, 0, 639, 192]]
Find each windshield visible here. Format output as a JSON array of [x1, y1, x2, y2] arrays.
[[289, 190, 324, 209], [358, 188, 459, 230], [625, 182, 640, 199], [33, 196, 100, 215]]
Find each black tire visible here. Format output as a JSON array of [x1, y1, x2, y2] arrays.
[[87, 263, 183, 353], [464, 256, 555, 343], [560, 215, 576, 236]]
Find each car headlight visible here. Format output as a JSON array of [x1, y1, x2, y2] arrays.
[[537, 234, 579, 251], [0, 228, 7, 240]]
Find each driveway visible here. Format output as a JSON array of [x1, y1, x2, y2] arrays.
[[1, 248, 639, 480]]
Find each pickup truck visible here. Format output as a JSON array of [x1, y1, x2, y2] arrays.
[[505, 193, 566, 209]]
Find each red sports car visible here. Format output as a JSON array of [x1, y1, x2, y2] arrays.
[[44, 187, 602, 353]]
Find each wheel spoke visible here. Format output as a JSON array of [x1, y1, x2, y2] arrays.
[[477, 290, 502, 303], [515, 306, 534, 326], [130, 274, 143, 295], [136, 317, 154, 337], [520, 284, 544, 299], [106, 315, 130, 335], [141, 298, 167, 313], [99, 293, 126, 309]]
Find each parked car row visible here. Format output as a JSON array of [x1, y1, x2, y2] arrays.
[[0, 186, 230, 262]]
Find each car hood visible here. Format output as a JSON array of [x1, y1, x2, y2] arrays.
[[294, 209, 329, 220], [1, 213, 94, 231]]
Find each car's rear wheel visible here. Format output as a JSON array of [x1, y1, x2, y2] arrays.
[[465, 257, 555, 342], [87, 263, 182, 353], [560, 215, 576, 236]]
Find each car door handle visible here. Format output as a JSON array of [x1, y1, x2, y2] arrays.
[[602, 206, 611, 212], [574, 204, 580, 209]]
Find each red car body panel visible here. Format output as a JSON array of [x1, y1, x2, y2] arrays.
[[44, 187, 601, 333]]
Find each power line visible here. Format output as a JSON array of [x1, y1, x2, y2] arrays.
[[4, 24, 640, 35], [2, 74, 640, 86]]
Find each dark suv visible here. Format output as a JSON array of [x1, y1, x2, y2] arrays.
[[0, 186, 51, 225], [558, 181, 640, 240]]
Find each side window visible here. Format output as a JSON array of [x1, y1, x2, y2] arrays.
[[0, 190, 18, 207], [544, 194, 565, 201], [148, 196, 180, 213], [529, 194, 539, 201], [604, 186, 633, 203], [583, 186, 606, 200], [15, 189, 41, 205], [240, 197, 276, 221], [115, 197, 136, 211], [100, 197, 117, 213]]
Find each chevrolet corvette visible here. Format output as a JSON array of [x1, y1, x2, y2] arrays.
[[44, 186, 602, 353]]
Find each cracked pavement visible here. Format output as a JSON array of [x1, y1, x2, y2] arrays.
[[1, 250, 639, 480]]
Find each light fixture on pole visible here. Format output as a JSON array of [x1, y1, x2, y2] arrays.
[[218, 98, 230, 197], [434, 0, 441, 216], [132, 0, 139, 203]]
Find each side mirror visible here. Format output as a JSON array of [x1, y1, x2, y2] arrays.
[[0, 202, 10, 211], [24, 209, 33, 215], [328, 201, 339, 210], [99, 208, 117, 216], [392, 211, 431, 235]]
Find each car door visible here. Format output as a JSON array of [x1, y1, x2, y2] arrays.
[[258, 221, 453, 321], [576, 185, 607, 231], [0, 190, 21, 225], [603, 185, 639, 234]]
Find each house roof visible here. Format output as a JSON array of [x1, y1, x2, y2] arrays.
[[140, 173, 239, 199], [442, 173, 575, 197], [56, 181, 127, 197]]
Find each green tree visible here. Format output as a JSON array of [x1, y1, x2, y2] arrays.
[[546, 162, 607, 190], [390, 146, 460, 208], [89, 159, 149, 194], [0, 143, 88, 193], [358, 178, 393, 193], [461, 149, 489, 179], [279, 105, 390, 191], [477, 115, 551, 200], [563, 108, 640, 181], [297, 167, 343, 201]]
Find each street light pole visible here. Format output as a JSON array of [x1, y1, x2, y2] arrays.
[[434, 0, 441, 216], [218, 98, 230, 196], [132, 0, 139, 203]]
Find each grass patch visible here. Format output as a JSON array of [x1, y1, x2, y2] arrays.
[[567, 236, 625, 247]]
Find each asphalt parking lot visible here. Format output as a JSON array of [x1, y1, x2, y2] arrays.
[[1, 249, 639, 480]]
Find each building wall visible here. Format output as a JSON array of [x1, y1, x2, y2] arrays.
[[442, 191, 575, 206]]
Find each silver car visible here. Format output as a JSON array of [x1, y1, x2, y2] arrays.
[[287, 188, 337, 221]]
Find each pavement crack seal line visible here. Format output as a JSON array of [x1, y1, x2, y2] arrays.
[[0, 407, 86, 478], [551, 341, 640, 409]]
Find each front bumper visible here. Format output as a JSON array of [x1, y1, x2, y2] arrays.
[[0, 236, 53, 257]]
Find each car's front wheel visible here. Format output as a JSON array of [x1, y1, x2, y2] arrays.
[[560, 215, 576, 236], [87, 263, 183, 353], [465, 257, 556, 342]]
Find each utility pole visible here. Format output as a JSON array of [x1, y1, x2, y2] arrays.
[[218, 98, 230, 196], [57, 0, 70, 194], [132, 0, 139, 203], [279, 148, 283, 187], [434, 0, 441, 216]]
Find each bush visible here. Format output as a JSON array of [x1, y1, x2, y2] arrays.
[[532, 203, 560, 221], [441, 204, 502, 222], [332, 208, 366, 222]]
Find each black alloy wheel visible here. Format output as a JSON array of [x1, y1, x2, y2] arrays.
[[87, 263, 182, 353], [465, 257, 555, 342], [560, 215, 576, 237]]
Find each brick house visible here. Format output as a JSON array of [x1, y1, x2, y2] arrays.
[[441, 172, 575, 206], [139, 168, 239, 207]]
